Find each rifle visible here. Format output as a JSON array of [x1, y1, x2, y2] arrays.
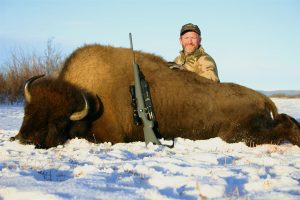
[[129, 33, 174, 147]]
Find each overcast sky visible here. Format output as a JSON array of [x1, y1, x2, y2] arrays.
[[1, 0, 299, 90]]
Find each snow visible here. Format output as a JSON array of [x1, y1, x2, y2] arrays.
[[0, 98, 300, 200]]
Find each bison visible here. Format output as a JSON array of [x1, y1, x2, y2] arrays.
[[12, 44, 300, 148]]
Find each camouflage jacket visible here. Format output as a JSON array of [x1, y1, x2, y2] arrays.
[[174, 46, 220, 82]]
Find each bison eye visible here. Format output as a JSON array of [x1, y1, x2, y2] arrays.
[[55, 120, 68, 130]]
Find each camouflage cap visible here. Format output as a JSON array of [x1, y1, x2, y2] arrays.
[[180, 23, 201, 36]]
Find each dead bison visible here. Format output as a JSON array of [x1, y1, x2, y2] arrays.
[[13, 44, 300, 148]]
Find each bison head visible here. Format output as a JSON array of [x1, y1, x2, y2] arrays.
[[11, 75, 102, 148]]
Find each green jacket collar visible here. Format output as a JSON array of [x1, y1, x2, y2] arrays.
[[179, 46, 205, 62]]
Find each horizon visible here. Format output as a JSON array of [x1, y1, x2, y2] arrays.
[[1, 0, 299, 91]]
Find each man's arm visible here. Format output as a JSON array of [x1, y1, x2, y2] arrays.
[[197, 56, 220, 82]]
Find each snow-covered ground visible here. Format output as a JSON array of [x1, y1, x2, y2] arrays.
[[0, 98, 300, 200]]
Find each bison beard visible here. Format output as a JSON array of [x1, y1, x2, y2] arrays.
[[13, 44, 300, 148]]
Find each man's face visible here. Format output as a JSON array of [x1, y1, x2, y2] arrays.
[[180, 31, 201, 55]]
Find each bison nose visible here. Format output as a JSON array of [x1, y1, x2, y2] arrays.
[[10, 133, 21, 141]]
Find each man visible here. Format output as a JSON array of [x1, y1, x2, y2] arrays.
[[172, 23, 220, 82]]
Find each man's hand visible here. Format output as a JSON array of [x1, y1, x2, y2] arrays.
[[167, 62, 186, 70]]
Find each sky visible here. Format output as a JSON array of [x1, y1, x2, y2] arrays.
[[0, 0, 299, 90]]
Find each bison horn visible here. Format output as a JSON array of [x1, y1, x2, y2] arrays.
[[24, 75, 45, 103], [70, 93, 89, 121]]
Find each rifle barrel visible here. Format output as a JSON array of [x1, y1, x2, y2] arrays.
[[129, 33, 136, 64]]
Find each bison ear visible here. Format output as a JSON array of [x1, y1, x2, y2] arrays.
[[70, 92, 89, 121], [24, 75, 45, 103]]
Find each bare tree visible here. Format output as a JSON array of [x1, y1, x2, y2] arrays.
[[0, 39, 65, 103]]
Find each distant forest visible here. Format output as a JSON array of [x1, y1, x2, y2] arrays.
[[0, 41, 299, 104], [269, 93, 300, 98]]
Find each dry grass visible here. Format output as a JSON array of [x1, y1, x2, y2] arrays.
[[0, 40, 64, 103]]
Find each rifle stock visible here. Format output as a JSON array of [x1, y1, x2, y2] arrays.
[[132, 62, 161, 145]]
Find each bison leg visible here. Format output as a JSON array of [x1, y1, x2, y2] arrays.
[[272, 114, 300, 146], [247, 114, 300, 147], [219, 113, 293, 147]]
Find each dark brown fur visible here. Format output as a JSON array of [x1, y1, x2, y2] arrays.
[[13, 79, 101, 148], [14, 44, 300, 148]]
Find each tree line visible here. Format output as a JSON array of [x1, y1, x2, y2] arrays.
[[269, 93, 300, 98]]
